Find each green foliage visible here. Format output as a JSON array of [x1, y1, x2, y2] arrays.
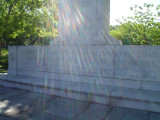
[[110, 3, 160, 45], [0, 49, 8, 73], [0, 0, 58, 46]]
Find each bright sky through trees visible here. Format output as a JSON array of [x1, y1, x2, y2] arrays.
[[110, 0, 160, 25]]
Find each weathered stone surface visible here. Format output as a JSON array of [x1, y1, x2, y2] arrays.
[[0, 75, 33, 85], [47, 88, 67, 97], [150, 112, 160, 120], [96, 78, 141, 89], [0, 116, 17, 120], [0, 85, 160, 119], [0, 89, 27, 100], [111, 97, 160, 113], [63, 81, 112, 96], [57, 0, 99, 45], [8, 46, 160, 85], [45, 97, 89, 119], [60, 74, 96, 84], [0, 81, 16, 88], [15, 83, 33, 91], [141, 81, 160, 92], [17, 69, 31, 77], [51, 0, 121, 45], [0, 86, 13, 94], [0, 111, 31, 120], [18, 91, 54, 101], [29, 94, 55, 112], [30, 71, 47, 79], [4, 30, 160, 114], [47, 47, 60, 73], [66, 90, 92, 102], [0, 96, 33, 117], [73, 104, 111, 120], [53, 46, 114, 77], [15, 46, 114, 77], [26, 112, 70, 120], [8, 46, 17, 75], [105, 108, 148, 120], [18, 46, 48, 71], [115, 46, 160, 81], [111, 88, 160, 103]]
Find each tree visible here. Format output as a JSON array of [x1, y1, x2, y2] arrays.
[[0, 0, 58, 58], [110, 4, 160, 45]]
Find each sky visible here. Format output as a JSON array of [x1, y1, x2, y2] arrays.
[[110, 0, 160, 25]]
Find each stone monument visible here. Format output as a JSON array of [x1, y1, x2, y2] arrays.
[[51, 0, 122, 45], [1, 0, 160, 113]]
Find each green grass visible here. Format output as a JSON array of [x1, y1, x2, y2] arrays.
[[0, 49, 8, 73]]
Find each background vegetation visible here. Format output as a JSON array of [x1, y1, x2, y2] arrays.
[[0, 0, 58, 57], [110, 4, 160, 45], [0, 49, 8, 73]]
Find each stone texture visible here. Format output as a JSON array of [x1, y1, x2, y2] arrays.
[[47, 73, 60, 80], [0, 86, 159, 120], [51, 0, 121, 45], [31, 71, 48, 79], [47, 88, 67, 98], [73, 104, 111, 120], [7, 46, 17, 75], [63, 81, 112, 96], [29, 96, 54, 112], [0, 89, 27, 100], [53, 46, 115, 77], [4, 45, 160, 113], [141, 81, 160, 92], [17, 69, 31, 77], [111, 88, 160, 103], [105, 108, 148, 120], [115, 46, 160, 81], [18, 91, 55, 101], [96, 77, 141, 89], [60, 74, 96, 84], [0, 116, 17, 120], [150, 112, 160, 120], [26, 112, 70, 120], [0, 96, 33, 117], [47, 47, 60, 73], [15, 83, 33, 91], [45, 97, 89, 119], [17, 46, 48, 71], [0, 86, 13, 94], [66, 89, 92, 101], [0, 80, 16, 88], [111, 97, 160, 113]]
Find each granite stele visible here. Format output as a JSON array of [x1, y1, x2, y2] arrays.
[[1, 0, 160, 113]]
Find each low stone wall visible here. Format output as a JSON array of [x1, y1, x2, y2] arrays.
[[8, 46, 160, 92]]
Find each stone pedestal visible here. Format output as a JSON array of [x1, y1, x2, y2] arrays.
[[51, 0, 122, 46]]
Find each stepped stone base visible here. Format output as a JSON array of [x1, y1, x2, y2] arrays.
[[1, 74, 160, 113], [5, 45, 160, 113]]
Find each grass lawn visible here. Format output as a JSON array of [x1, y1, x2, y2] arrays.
[[0, 49, 8, 73]]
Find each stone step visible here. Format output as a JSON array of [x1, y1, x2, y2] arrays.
[[0, 75, 160, 112], [0, 75, 111, 105], [110, 87, 160, 112]]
